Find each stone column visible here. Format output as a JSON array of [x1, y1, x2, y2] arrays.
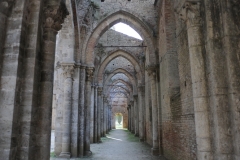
[[202, 1, 234, 159], [94, 86, 98, 143], [133, 95, 139, 137], [127, 105, 130, 131], [138, 85, 144, 142], [84, 67, 94, 156], [176, 2, 212, 159], [103, 96, 108, 136], [128, 104, 132, 131], [107, 104, 110, 133], [109, 105, 112, 130], [37, 3, 68, 159], [146, 66, 159, 155], [108, 105, 111, 132], [107, 105, 109, 132], [130, 100, 134, 133], [97, 87, 103, 142], [90, 86, 94, 143], [59, 63, 75, 158], [79, 65, 86, 157]]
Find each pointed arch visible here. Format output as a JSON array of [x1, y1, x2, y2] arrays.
[[103, 68, 137, 94], [97, 49, 143, 85], [83, 10, 156, 67]]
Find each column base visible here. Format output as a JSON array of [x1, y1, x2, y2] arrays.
[[139, 138, 144, 142], [84, 150, 92, 157], [59, 152, 71, 158], [151, 148, 159, 156], [134, 133, 139, 137]]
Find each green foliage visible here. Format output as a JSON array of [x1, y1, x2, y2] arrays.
[[50, 152, 56, 157]]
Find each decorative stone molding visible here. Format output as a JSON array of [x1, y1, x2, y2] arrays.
[[86, 67, 94, 82], [80, 65, 86, 69], [61, 62, 75, 78], [133, 94, 138, 99], [130, 100, 134, 106], [145, 65, 157, 76], [103, 96, 108, 103], [175, 1, 201, 26], [43, 1, 69, 31], [98, 87, 103, 95], [0, 0, 14, 16], [137, 85, 145, 92]]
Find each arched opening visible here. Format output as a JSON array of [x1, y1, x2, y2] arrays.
[[115, 113, 123, 129]]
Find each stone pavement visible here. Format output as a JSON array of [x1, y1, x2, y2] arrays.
[[50, 129, 166, 160]]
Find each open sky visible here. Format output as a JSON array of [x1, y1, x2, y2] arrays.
[[111, 22, 143, 40]]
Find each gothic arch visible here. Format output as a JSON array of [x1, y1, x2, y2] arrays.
[[83, 10, 156, 67], [97, 49, 143, 85], [108, 79, 133, 93], [103, 68, 137, 94]]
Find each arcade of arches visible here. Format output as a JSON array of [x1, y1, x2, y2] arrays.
[[0, 0, 240, 160]]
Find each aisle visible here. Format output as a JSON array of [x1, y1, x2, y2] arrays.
[[51, 129, 166, 160], [84, 129, 165, 160]]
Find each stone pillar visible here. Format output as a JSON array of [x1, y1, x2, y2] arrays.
[[84, 67, 94, 156], [94, 86, 98, 143], [127, 105, 130, 130], [109, 106, 112, 130], [79, 65, 86, 157], [37, 3, 68, 159], [133, 95, 139, 137], [176, 2, 212, 159], [107, 105, 109, 132], [129, 104, 132, 131], [97, 87, 103, 142], [130, 100, 134, 133], [59, 63, 75, 158], [106, 104, 110, 134], [202, 1, 234, 159], [90, 86, 94, 143], [103, 96, 108, 136], [221, 1, 240, 159], [108, 105, 111, 132], [146, 66, 159, 155], [138, 85, 144, 142]]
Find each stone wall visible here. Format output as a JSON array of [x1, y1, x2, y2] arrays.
[[158, 0, 196, 159]]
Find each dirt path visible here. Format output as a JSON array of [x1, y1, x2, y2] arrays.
[[51, 129, 166, 160]]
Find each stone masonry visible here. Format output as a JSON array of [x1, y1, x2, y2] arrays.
[[0, 0, 239, 160]]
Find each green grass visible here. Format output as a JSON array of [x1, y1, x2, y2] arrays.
[[126, 131, 139, 142], [50, 152, 56, 157]]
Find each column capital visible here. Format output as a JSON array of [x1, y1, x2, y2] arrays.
[[103, 96, 108, 103], [43, 1, 69, 31], [0, 0, 14, 16], [86, 67, 94, 82], [145, 65, 157, 76], [130, 100, 134, 106], [133, 94, 138, 99], [175, 1, 201, 26], [98, 87, 103, 95], [61, 62, 75, 78], [137, 85, 145, 92]]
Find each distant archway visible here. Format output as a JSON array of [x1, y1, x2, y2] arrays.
[[97, 49, 143, 85]]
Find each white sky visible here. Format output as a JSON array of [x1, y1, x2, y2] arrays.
[[111, 22, 143, 40]]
